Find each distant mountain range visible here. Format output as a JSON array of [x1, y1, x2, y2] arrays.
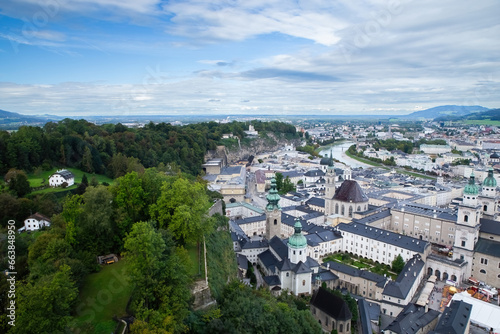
[[402, 105, 490, 119], [0, 109, 62, 126], [0, 105, 497, 127], [434, 108, 500, 122]]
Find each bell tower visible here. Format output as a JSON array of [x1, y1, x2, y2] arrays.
[[266, 178, 282, 240], [453, 173, 481, 277], [324, 151, 336, 216]]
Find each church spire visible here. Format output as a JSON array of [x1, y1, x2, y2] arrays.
[[266, 177, 281, 211]]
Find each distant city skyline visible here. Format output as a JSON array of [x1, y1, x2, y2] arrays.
[[0, 0, 499, 116]]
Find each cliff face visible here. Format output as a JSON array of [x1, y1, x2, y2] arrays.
[[204, 134, 301, 165], [224, 135, 301, 163]]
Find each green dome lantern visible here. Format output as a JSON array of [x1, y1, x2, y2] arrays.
[[266, 177, 281, 211], [464, 172, 479, 195], [483, 168, 497, 188], [288, 218, 307, 249]]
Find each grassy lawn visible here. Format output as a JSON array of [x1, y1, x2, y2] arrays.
[[186, 242, 204, 278], [344, 150, 385, 167], [399, 170, 435, 180], [323, 252, 398, 280], [28, 167, 114, 194], [72, 259, 132, 334]]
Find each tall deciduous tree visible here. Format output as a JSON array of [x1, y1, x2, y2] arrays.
[[12, 264, 77, 334], [150, 177, 213, 245]]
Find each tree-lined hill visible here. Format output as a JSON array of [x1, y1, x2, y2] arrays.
[[402, 105, 489, 119], [0, 119, 299, 177]]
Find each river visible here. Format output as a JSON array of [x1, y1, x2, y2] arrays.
[[318, 141, 369, 168]]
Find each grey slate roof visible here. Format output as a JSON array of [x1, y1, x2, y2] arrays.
[[383, 303, 440, 334], [304, 169, 325, 177], [392, 202, 457, 222], [312, 269, 339, 284], [293, 261, 312, 274], [480, 218, 500, 236], [430, 300, 472, 334], [234, 214, 266, 225], [269, 236, 288, 261], [53, 169, 74, 180], [358, 299, 373, 334], [337, 223, 430, 253], [474, 237, 500, 257], [382, 254, 425, 299], [310, 287, 352, 321], [306, 197, 325, 207], [258, 249, 279, 269], [263, 275, 281, 286], [237, 254, 248, 270], [352, 209, 391, 225], [333, 180, 369, 203], [241, 239, 268, 250]]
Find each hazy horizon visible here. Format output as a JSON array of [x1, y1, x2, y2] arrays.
[[1, 0, 499, 117]]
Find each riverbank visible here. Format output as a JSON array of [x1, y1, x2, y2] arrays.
[[318, 141, 373, 169]]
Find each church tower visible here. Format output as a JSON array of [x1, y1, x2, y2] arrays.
[[324, 151, 336, 216], [453, 173, 481, 276], [265, 177, 281, 240], [288, 218, 308, 264], [480, 167, 498, 218]]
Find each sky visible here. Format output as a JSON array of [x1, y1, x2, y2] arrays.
[[0, 0, 499, 117]]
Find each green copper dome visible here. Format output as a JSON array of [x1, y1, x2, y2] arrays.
[[464, 173, 479, 195], [266, 177, 281, 211], [288, 218, 307, 249], [483, 168, 497, 188]]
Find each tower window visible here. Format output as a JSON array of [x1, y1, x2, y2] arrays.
[[461, 241, 466, 247], [464, 215, 469, 222], [484, 205, 488, 211], [274, 219, 277, 225]]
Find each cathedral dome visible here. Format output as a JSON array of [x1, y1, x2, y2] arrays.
[[483, 168, 497, 188], [288, 218, 307, 249], [464, 173, 479, 195]]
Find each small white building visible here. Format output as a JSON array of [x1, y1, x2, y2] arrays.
[[24, 212, 51, 232], [49, 169, 75, 187]]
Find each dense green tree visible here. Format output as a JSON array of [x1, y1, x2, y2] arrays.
[[12, 264, 77, 334], [124, 221, 191, 333], [150, 177, 213, 245], [392, 254, 405, 274]]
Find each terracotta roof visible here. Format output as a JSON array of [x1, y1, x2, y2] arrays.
[[333, 180, 368, 203]]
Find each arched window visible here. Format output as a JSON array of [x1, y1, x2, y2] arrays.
[[484, 205, 488, 211], [286, 272, 289, 277], [349, 206, 353, 217], [464, 215, 469, 223], [274, 219, 277, 225], [341, 205, 345, 215], [302, 280, 306, 286], [347, 323, 350, 331], [339, 324, 344, 333], [357, 206, 361, 211], [480, 269, 486, 274], [335, 204, 339, 214]]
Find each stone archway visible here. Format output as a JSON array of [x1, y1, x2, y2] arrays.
[[427, 267, 433, 276], [451, 274, 457, 282], [435, 270, 441, 281], [443, 272, 449, 281]]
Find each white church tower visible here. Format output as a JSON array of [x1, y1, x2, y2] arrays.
[[453, 173, 481, 277], [324, 151, 336, 217], [479, 167, 498, 218]]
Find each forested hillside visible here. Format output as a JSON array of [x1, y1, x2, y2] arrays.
[[0, 119, 312, 333], [0, 119, 299, 177]]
